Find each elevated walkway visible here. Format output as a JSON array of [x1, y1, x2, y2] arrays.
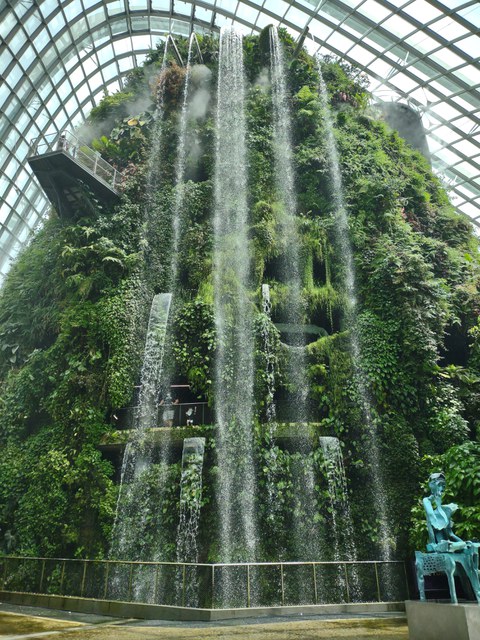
[[99, 422, 325, 452], [27, 131, 122, 218]]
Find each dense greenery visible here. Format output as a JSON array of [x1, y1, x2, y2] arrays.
[[0, 27, 479, 564]]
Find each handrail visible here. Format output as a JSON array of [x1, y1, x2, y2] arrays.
[[112, 401, 211, 428], [0, 555, 403, 567], [29, 130, 122, 190], [0, 555, 409, 609]]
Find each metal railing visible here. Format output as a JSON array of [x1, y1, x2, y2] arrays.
[[29, 131, 122, 190], [0, 556, 409, 609], [112, 402, 211, 430]]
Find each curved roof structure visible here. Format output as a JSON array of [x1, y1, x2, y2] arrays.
[[1, 0, 479, 281]]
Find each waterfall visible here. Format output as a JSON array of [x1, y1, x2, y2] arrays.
[[269, 26, 321, 565], [261, 284, 277, 424], [169, 34, 195, 290], [213, 26, 258, 570], [316, 62, 393, 563], [145, 38, 169, 200], [175, 437, 206, 607], [320, 436, 359, 600], [109, 293, 172, 599]]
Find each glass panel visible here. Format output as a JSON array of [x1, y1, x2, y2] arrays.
[[382, 15, 415, 38], [6, 65, 22, 87], [87, 6, 107, 29], [174, 0, 192, 15], [151, 0, 170, 8], [106, 0, 125, 16], [20, 45, 36, 69], [39, 79, 54, 100], [88, 71, 104, 92], [454, 64, 480, 86], [347, 43, 377, 65], [326, 32, 355, 54], [63, 0, 85, 22], [195, 6, 213, 23], [172, 17, 191, 34], [40, 45, 57, 68], [129, 0, 148, 9], [57, 30, 73, 52], [46, 94, 61, 114], [9, 31, 26, 56], [459, 6, 480, 29], [453, 139, 480, 158], [431, 16, 470, 40], [83, 56, 98, 76], [97, 44, 115, 65], [405, 32, 439, 55], [38, 0, 56, 19], [131, 34, 151, 50], [48, 12, 64, 37], [403, 0, 443, 21], [452, 93, 480, 111], [430, 47, 468, 70], [150, 16, 170, 31], [0, 227, 14, 247], [65, 96, 78, 114], [102, 62, 119, 81], [436, 147, 462, 165], [343, 15, 370, 37], [357, 0, 392, 22], [217, 0, 237, 13], [2, 10, 17, 34], [368, 58, 394, 78], [6, 212, 21, 233], [255, 13, 279, 29], [454, 34, 480, 57], [118, 56, 134, 72], [0, 48, 14, 69], [285, 6, 310, 28], [111, 17, 129, 35], [130, 15, 148, 31], [23, 12, 42, 36]]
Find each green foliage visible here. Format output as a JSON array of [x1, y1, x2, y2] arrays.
[[172, 300, 216, 399], [410, 442, 480, 549], [88, 91, 136, 125]]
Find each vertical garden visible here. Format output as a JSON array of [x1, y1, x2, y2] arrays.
[[0, 27, 479, 581]]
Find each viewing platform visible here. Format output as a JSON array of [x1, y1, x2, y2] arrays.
[[99, 416, 324, 452], [27, 131, 122, 218]]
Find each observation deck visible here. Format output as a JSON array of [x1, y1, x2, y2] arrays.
[[27, 131, 122, 218]]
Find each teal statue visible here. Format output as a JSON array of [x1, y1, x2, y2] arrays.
[[415, 471, 480, 604]]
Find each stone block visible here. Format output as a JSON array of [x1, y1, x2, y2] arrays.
[[406, 600, 480, 640]]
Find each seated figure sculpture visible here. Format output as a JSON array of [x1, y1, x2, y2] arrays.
[[415, 471, 480, 604]]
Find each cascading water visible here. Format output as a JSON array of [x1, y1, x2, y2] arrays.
[[269, 26, 321, 565], [320, 436, 359, 600], [109, 293, 172, 600], [213, 26, 258, 575], [175, 437, 206, 607], [261, 284, 277, 425], [260, 283, 285, 549], [145, 38, 169, 201], [169, 34, 195, 290], [316, 62, 393, 565], [159, 33, 195, 398]]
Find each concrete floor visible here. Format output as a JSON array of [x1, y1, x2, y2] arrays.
[[0, 604, 409, 640]]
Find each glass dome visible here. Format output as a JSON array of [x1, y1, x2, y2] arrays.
[[0, 0, 479, 281]]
